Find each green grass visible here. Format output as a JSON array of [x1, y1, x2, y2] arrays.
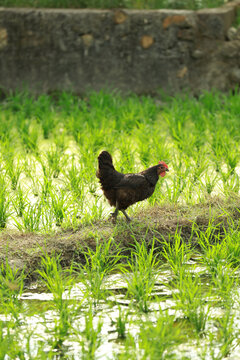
[[1, 0, 230, 9]]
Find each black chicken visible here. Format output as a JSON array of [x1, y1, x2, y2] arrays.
[[97, 151, 169, 222]]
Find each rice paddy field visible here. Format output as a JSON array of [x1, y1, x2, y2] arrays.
[[1, 90, 240, 359]]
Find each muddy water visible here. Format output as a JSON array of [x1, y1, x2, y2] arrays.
[[2, 264, 240, 359]]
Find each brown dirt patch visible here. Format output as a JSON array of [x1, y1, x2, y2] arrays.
[[0, 198, 239, 283]]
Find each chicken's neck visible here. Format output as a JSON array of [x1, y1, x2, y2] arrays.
[[142, 166, 159, 187]]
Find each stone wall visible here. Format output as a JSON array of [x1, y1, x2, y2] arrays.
[[0, 2, 240, 95]]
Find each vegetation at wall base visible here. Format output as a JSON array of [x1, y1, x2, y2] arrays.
[[1, 0, 232, 10]]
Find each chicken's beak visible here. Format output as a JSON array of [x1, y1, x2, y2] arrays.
[[165, 168, 169, 172]]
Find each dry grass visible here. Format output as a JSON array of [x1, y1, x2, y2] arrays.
[[1, 196, 239, 283]]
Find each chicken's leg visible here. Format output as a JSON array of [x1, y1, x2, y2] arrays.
[[110, 201, 119, 222], [121, 210, 131, 222]]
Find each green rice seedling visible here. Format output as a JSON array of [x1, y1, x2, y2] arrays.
[[118, 142, 136, 173], [222, 172, 240, 195], [165, 106, 203, 157], [40, 204, 56, 232], [53, 127, 68, 153], [17, 113, 30, 135], [60, 204, 81, 231], [197, 225, 237, 291], [196, 215, 223, 247], [226, 150, 239, 175], [201, 240, 227, 277], [89, 127, 115, 155], [6, 161, 22, 191], [160, 231, 193, 277], [198, 230, 227, 277], [74, 304, 103, 360], [6, 90, 35, 117], [165, 112, 185, 149], [125, 239, 159, 313], [64, 113, 85, 143], [36, 154, 53, 198], [0, 257, 25, 323], [183, 181, 201, 204], [208, 308, 237, 359], [29, 176, 41, 197], [40, 113, 56, 140], [197, 225, 237, 301], [76, 237, 124, 306], [89, 181, 98, 197], [1, 137, 14, 162], [48, 188, 72, 226], [82, 196, 104, 224], [64, 157, 84, 199], [164, 175, 185, 204], [113, 334, 137, 359], [170, 155, 189, 177], [23, 156, 36, 180], [199, 90, 224, 114], [137, 124, 154, 166], [0, 175, 11, 228], [20, 329, 47, 360], [139, 310, 183, 359], [201, 171, 219, 196], [41, 176, 52, 198], [13, 201, 42, 232], [21, 121, 40, 154], [210, 131, 225, 169], [211, 263, 237, 303], [219, 168, 232, 186], [163, 157, 190, 203], [188, 153, 207, 184], [38, 153, 54, 180], [224, 229, 240, 267], [0, 322, 25, 360], [0, 113, 12, 141], [56, 91, 84, 117], [12, 185, 28, 217], [46, 146, 65, 178], [172, 272, 209, 335], [115, 306, 129, 339], [37, 253, 76, 350], [222, 137, 239, 174]]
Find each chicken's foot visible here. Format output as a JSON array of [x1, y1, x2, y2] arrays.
[[121, 210, 131, 222]]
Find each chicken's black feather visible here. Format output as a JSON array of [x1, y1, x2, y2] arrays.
[[97, 151, 167, 220]]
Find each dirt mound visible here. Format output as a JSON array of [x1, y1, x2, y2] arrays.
[[0, 198, 239, 282]]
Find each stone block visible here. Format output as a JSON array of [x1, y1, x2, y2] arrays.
[[0, 28, 7, 49], [0, 5, 239, 95], [197, 7, 236, 39]]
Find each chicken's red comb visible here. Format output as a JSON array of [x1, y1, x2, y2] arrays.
[[158, 161, 168, 168]]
